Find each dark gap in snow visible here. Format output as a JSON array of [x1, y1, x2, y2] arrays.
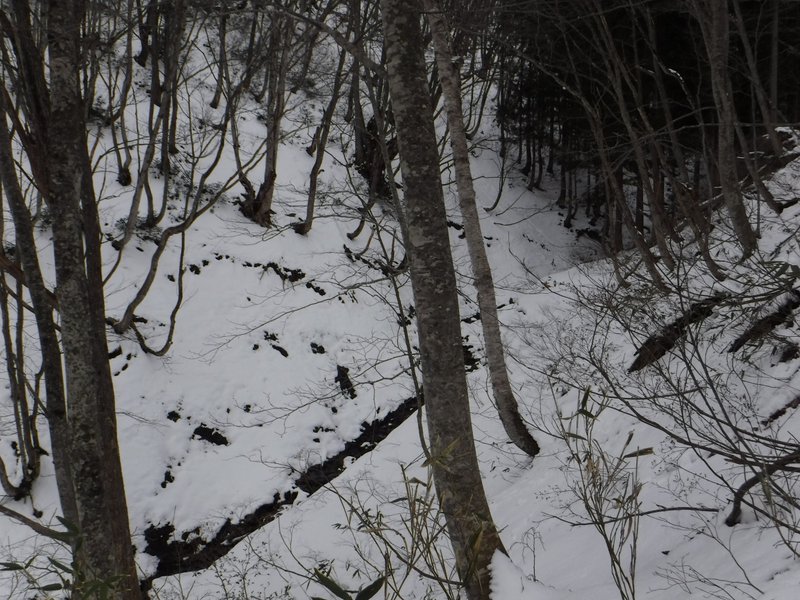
[[160, 470, 174, 489], [305, 280, 326, 296], [397, 304, 416, 327], [463, 344, 480, 373], [575, 227, 601, 243], [728, 289, 800, 353], [773, 341, 800, 364], [191, 424, 229, 446], [761, 394, 800, 426], [628, 293, 727, 373], [140, 396, 418, 590], [295, 396, 418, 494], [335, 365, 356, 399], [263, 261, 306, 283]]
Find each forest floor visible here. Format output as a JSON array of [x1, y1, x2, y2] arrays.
[[0, 36, 799, 599]]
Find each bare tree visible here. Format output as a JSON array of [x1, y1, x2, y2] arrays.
[[689, 1, 757, 255], [379, 1, 505, 598], [424, 0, 539, 458], [1, 1, 141, 596], [48, 0, 140, 595]]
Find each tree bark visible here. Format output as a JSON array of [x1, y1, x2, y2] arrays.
[[693, 0, 758, 255], [46, 1, 141, 596], [424, 0, 539, 458], [296, 42, 349, 235], [0, 98, 78, 524], [379, 1, 505, 598]]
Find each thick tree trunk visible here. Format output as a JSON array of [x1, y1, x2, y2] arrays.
[[46, 1, 141, 597], [424, 0, 539, 458], [379, 1, 505, 598]]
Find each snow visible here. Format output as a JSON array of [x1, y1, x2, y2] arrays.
[[1, 20, 800, 600], [491, 553, 563, 600]]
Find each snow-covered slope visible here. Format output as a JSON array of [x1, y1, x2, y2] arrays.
[[147, 149, 800, 600], [1, 21, 799, 600]]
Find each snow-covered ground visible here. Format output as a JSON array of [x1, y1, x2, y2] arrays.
[[1, 22, 799, 600]]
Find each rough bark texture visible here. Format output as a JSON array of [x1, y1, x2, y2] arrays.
[[46, 1, 141, 597], [695, 0, 758, 255], [0, 99, 78, 525], [379, 1, 505, 598], [424, 0, 539, 458]]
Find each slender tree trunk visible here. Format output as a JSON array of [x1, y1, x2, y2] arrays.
[[424, 0, 539, 458], [731, 0, 782, 156], [46, 1, 140, 596], [694, 0, 758, 255], [296, 43, 349, 234], [379, 2, 505, 598], [210, 10, 227, 109], [0, 110, 79, 524], [770, 0, 779, 124], [252, 14, 292, 226]]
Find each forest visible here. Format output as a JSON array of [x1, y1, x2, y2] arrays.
[[0, 1, 799, 599]]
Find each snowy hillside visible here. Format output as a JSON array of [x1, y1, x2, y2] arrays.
[[1, 4, 799, 600], [140, 156, 800, 600]]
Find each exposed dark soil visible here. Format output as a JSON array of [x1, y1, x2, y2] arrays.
[[728, 289, 800, 354], [305, 280, 327, 296], [629, 293, 727, 373], [192, 424, 230, 446], [141, 395, 419, 590], [461, 311, 481, 324], [212, 253, 307, 283], [463, 343, 480, 372], [335, 365, 357, 399], [761, 394, 800, 427]]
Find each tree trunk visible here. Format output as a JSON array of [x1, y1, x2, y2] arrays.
[[732, 0, 782, 156], [210, 10, 227, 109], [296, 43, 349, 235], [46, 1, 140, 596], [769, 0, 779, 124], [0, 102, 78, 524], [694, 0, 758, 255], [379, 1, 505, 598], [424, 0, 539, 458]]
